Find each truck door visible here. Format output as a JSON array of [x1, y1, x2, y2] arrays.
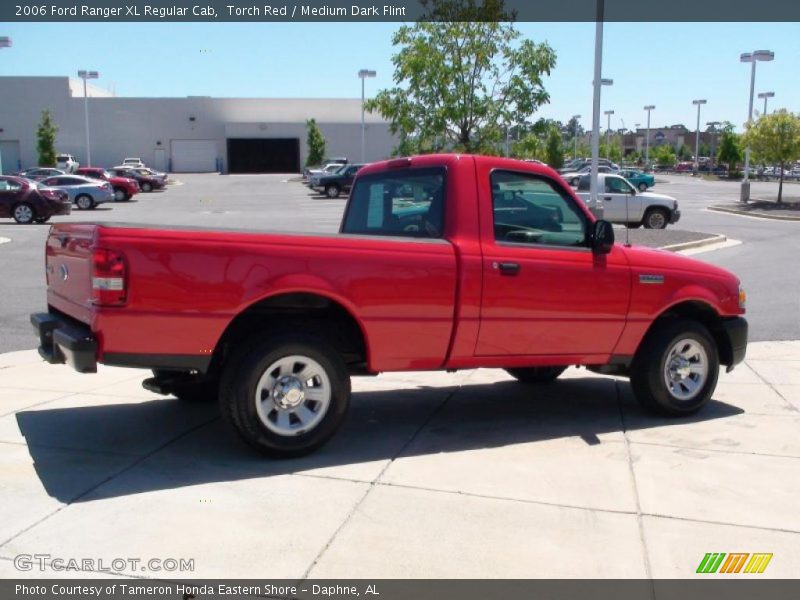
[[601, 175, 642, 223], [475, 167, 631, 358]]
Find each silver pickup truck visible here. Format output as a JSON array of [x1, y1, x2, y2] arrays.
[[576, 173, 680, 229]]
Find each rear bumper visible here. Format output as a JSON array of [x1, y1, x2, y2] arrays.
[[30, 312, 97, 373], [722, 316, 748, 371]]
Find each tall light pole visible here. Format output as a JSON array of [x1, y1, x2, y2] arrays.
[[571, 114, 581, 159], [740, 50, 774, 201], [707, 121, 721, 169], [0, 37, 11, 175], [758, 91, 775, 115], [358, 69, 376, 163], [77, 70, 99, 167], [644, 105, 655, 168], [692, 99, 707, 174], [589, 0, 609, 218], [603, 109, 615, 159]]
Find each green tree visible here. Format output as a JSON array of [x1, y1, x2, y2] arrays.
[[544, 126, 565, 168], [676, 143, 693, 161], [651, 144, 676, 167], [742, 110, 800, 203], [37, 109, 58, 167], [365, 0, 556, 155], [717, 124, 743, 173], [305, 118, 326, 167], [511, 132, 544, 160]]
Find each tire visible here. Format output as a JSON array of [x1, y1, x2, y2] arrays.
[[219, 333, 351, 457], [630, 318, 719, 416], [643, 207, 669, 229], [638, 182, 648, 192], [75, 194, 95, 210], [12, 203, 35, 224], [570, 178, 579, 186], [113, 187, 129, 202], [505, 366, 566, 383], [325, 184, 341, 199], [141, 182, 152, 193], [150, 369, 219, 403]]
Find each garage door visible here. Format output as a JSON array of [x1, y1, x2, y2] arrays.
[[170, 140, 217, 172], [227, 138, 300, 173], [0, 141, 21, 175]]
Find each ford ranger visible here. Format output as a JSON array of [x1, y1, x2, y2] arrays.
[[31, 154, 747, 457]]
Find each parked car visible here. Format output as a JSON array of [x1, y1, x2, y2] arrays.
[[15, 167, 66, 181], [76, 167, 139, 202], [675, 162, 694, 173], [303, 157, 348, 180], [558, 158, 618, 175], [39, 174, 114, 210], [562, 165, 615, 187], [56, 154, 79, 173], [576, 173, 679, 229], [122, 157, 145, 168], [311, 163, 365, 198], [122, 167, 168, 184], [108, 167, 165, 192], [31, 154, 747, 457], [305, 162, 347, 183], [617, 169, 655, 192], [0, 175, 71, 224]]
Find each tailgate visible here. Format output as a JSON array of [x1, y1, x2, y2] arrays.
[[45, 224, 97, 323]]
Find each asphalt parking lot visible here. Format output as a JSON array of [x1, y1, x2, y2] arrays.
[[1, 172, 799, 580]]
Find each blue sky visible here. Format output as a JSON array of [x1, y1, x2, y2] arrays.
[[1, 21, 797, 132]]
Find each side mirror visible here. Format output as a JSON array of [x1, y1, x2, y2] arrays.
[[590, 219, 615, 254]]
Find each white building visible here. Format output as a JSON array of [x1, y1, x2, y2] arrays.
[[0, 76, 396, 174]]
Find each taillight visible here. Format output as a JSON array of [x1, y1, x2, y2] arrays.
[[92, 248, 127, 306]]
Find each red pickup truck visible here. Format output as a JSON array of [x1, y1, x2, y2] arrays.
[[31, 154, 747, 457]]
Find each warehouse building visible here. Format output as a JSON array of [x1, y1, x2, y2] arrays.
[[0, 76, 396, 174]]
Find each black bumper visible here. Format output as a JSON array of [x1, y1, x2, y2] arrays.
[[30, 312, 98, 373], [722, 316, 748, 371]]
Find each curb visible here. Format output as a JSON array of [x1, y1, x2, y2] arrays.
[[708, 205, 800, 221], [660, 234, 727, 253]]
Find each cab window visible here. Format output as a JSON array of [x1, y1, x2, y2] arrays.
[[341, 167, 446, 238], [491, 170, 588, 248], [605, 176, 634, 194]]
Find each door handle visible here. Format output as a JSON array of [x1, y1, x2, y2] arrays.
[[495, 262, 520, 275]]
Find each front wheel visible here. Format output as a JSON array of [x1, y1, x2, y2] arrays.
[[630, 318, 719, 416], [75, 194, 95, 210], [570, 177, 579, 187], [638, 182, 648, 192], [506, 366, 566, 383], [219, 333, 351, 457], [141, 182, 153, 192], [643, 207, 669, 229], [113, 188, 129, 202], [325, 184, 341, 198], [12, 203, 35, 224]]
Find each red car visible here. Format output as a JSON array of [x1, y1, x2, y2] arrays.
[[0, 175, 71, 224], [32, 154, 747, 457], [75, 167, 139, 201], [675, 162, 695, 173]]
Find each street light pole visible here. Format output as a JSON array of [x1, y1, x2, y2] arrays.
[[572, 114, 581, 160], [692, 99, 707, 174], [644, 105, 655, 168], [758, 91, 774, 115], [77, 70, 99, 167], [358, 69, 376, 163], [740, 50, 774, 201], [589, 0, 607, 218], [0, 37, 11, 175], [604, 110, 614, 159]]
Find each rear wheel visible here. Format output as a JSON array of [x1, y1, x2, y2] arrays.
[[113, 187, 129, 202], [643, 207, 668, 229], [505, 366, 566, 383], [570, 177, 579, 186], [12, 203, 35, 224], [630, 318, 719, 416], [325, 184, 341, 198], [638, 182, 648, 192], [76, 194, 95, 210], [219, 333, 351, 457], [141, 182, 153, 192]]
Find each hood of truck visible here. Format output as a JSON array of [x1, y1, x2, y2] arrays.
[[638, 190, 677, 204], [620, 243, 733, 279]]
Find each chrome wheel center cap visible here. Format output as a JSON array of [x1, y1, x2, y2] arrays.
[[272, 376, 305, 409], [670, 357, 692, 381]]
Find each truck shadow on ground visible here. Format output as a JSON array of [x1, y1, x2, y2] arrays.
[[15, 376, 744, 502]]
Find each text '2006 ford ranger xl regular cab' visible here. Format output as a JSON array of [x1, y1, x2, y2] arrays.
[[31, 154, 748, 457]]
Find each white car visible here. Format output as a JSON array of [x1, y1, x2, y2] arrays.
[[56, 154, 79, 173], [575, 173, 680, 229], [122, 157, 145, 168]]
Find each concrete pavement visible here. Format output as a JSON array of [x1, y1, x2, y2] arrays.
[[1, 341, 799, 579]]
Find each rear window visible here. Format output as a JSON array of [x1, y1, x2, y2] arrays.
[[341, 167, 446, 238]]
